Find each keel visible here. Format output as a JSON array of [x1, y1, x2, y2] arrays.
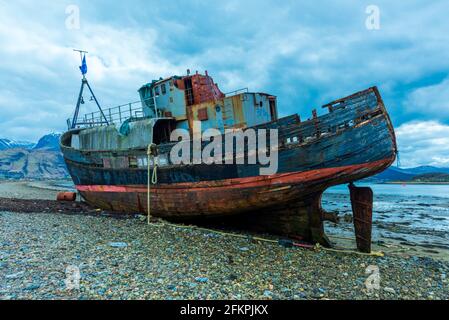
[[349, 183, 373, 253], [219, 192, 331, 247]]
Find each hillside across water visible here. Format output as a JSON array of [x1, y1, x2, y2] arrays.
[[0, 133, 68, 180]]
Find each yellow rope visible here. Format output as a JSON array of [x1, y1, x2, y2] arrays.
[[314, 243, 384, 257], [144, 216, 384, 255], [328, 235, 355, 241], [161, 222, 278, 243], [147, 144, 158, 225]]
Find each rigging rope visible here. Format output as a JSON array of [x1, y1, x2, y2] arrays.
[[147, 143, 158, 225]]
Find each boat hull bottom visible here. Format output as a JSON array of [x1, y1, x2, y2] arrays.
[[192, 191, 332, 247], [76, 158, 393, 248], [79, 189, 331, 246]]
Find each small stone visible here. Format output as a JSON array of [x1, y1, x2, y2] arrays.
[[228, 274, 238, 281], [384, 287, 396, 294], [263, 290, 273, 297], [195, 277, 209, 283], [5, 271, 24, 279], [108, 242, 128, 248], [239, 247, 249, 251], [295, 292, 307, 299], [25, 284, 40, 291], [97, 289, 106, 295]]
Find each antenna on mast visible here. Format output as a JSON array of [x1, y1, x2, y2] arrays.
[[70, 49, 109, 129], [73, 49, 89, 79], [73, 49, 88, 61]]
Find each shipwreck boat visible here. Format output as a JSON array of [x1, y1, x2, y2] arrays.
[[61, 66, 397, 252]]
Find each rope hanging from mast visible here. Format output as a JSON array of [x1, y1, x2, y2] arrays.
[[147, 143, 158, 225]]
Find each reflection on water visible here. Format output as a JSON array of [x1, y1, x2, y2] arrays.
[[326, 183, 449, 198]]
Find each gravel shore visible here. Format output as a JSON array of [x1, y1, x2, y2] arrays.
[[0, 181, 448, 300], [1, 211, 448, 300]]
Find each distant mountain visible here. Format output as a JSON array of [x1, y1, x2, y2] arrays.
[[412, 173, 449, 183], [0, 133, 67, 180], [33, 133, 61, 151], [0, 138, 34, 151], [365, 165, 449, 183], [397, 166, 449, 175]]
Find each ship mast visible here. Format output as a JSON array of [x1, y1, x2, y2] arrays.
[[71, 49, 109, 129]]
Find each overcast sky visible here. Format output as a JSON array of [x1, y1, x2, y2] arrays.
[[1, 0, 449, 167]]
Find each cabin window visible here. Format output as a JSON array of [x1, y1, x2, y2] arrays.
[[154, 86, 160, 96], [259, 101, 263, 107], [169, 97, 174, 103], [269, 98, 277, 121], [161, 83, 167, 95], [129, 156, 138, 168], [198, 108, 208, 121], [152, 119, 176, 145], [184, 78, 194, 106]]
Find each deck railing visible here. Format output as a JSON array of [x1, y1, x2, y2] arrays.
[[84, 100, 144, 126], [225, 88, 248, 97], [68, 87, 252, 129], [68, 97, 155, 129]]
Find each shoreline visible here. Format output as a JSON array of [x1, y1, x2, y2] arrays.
[[385, 181, 449, 185]]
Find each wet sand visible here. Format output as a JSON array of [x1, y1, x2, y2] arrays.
[[0, 180, 74, 201]]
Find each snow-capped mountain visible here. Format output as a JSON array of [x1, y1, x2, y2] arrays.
[[32, 133, 61, 151], [0, 133, 67, 179], [0, 138, 34, 151]]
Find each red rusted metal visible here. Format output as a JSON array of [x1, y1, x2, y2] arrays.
[[175, 72, 225, 106], [349, 183, 373, 253], [197, 108, 208, 121]]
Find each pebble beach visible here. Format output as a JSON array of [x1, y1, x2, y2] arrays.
[[1, 181, 448, 300]]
